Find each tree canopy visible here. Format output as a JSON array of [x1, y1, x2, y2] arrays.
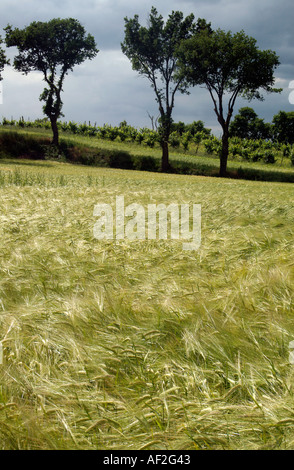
[[5, 18, 98, 145], [177, 28, 281, 176], [272, 111, 294, 144], [229, 107, 271, 140]]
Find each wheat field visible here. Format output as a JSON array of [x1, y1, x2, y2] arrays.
[[0, 159, 293, 450]]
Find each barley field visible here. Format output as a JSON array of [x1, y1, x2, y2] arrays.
[[0, 159, 294, 450]]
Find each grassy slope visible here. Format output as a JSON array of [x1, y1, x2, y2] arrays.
[[1, 127, 294, 181], [0, 159, 294, 450]]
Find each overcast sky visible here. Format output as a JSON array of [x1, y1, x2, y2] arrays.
[[0, 0, 293, 134]]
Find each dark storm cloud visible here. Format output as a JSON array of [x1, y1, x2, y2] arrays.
[[0, 0, 293, 130]]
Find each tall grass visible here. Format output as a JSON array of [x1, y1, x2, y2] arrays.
[[0, 159, 294, 449]]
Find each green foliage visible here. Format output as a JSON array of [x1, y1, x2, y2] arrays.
[[181, 132, 191, 152], [171, 120, 211, 137], [2, 118, 294, 177], [142, 129, 158, 148], [5, 18, 98, 145], [186, 120, 211, 137], [0, 131, 51, 159], [2, 126, 294, 182], [230, 107, 272, 140], [227, 137, 281, 164], [121, 7, 201, 169], [177, 27, 281, 176], [200, 134, 287, 166], [203, 136, 220, 155], [133, 155, 160, 172], [0, 35, 9, 79], [67, 121, 79, 134], [169, 122, 210, 152], [169, 131, 181, 148], [272, 111, 294, 144], [263, 150, 276, 164], [42, 144, 66, 162], [121, 8, 197, 97], [251, 150, 264, 162]]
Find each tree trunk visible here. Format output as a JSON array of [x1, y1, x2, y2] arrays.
[[161, 140, 170, 172], [219, 127, 229, 177], [50, 117, 59, 146]]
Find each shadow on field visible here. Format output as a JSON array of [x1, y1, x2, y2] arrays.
[[0, 159, 55, 168]]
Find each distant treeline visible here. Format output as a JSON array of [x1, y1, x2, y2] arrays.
[[2, 107, 294, 146]]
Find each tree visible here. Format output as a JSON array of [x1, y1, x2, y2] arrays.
[[0, 36, 9, 81], [229, 107, 271, 140], [5, 18, 98, 146], [272, 111, 294, 144], [185, 120, 211, 137], [121, 7, 204, 172], [177, 28, 281, 176]]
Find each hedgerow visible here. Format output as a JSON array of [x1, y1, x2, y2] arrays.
[[1, 117, 294, 167]]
